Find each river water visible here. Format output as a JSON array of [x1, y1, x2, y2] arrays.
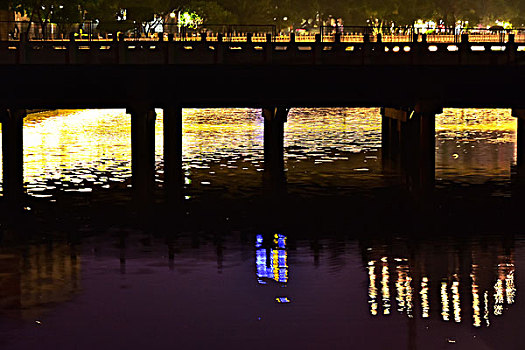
[[0, 108, 522, 349]]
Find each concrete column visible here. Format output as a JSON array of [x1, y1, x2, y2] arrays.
[[381, 108, 408, 173], [381, 112, 393, 172], [381, 113, 391, 154], [1, 109, 26, 203], [414, 112, 436, 190], [412, 102, 440, 191], [381, 106, 437, 191], [67, 35, 77, 64], [265, 33, 273, 64], [163, 106, 183, 202], [513, 110, 525, 167], [263, 107, 289, 193], [128, 105, 157, 202]]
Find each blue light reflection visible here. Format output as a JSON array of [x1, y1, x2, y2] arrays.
[[256, 234, 288, 284]]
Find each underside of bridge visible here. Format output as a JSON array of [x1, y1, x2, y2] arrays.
[[1, 105, 525, 207]]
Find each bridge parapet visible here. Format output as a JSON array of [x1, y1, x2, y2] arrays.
[[1, 39, 524, 66]]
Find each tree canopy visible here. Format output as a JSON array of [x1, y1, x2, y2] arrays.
[[5, 0, 525, 31]]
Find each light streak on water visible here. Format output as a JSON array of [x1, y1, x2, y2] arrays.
[[494, 279, 504, 316], [396, 266, 406, 312], [381, 257, 391, 315], [405, 275, 413, 318], [368, 260, 378, 316], [441, 282, 450, 321], [451, 278, 461, 323], [506, 269, 515, 304], [484, 291, 490, 327], [471, 269, 481, 327], [420, 277, 429, 318]]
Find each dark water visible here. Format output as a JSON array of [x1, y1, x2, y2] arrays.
[[0, 108, 523, 349], [0, 231, 522, 349]]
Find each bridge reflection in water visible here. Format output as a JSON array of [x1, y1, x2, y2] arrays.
[[0, 231, 521, 349]]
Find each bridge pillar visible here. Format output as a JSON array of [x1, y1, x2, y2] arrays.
[[381, 105, 438, 191], [263, 107, 289, 194], [512, 110, 525, 167], [265, 33, 273, 64], [1, 109, 26, 204], [511, 110, 525, 202], [128, 105, 157, 202], [381, 108, 406, 173], [413, 105, 438, 190], [163, 106, 183, 203]]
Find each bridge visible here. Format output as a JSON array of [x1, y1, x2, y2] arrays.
[[1, 29, 525, 206], [2, 31, 525, 66]]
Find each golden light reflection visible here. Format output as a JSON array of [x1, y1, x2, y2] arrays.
[[471, 269, 481, 327], [180, 108, 264, 163], [420, 277, 429, 318], [391, 259, 413, 317], [435, 108, 516, 182], [441, 281, 450, 321], [21, 109, 133, 195], [494, 279, 504, 316], [396, 266, 406, 312], [368, 260, 378, 316], [405, 275, 413, 318], [381, 257, 391, 315], [484, 291, 490, 327], [452, 278, 461, 323], [4, 107, 517, 199], [436, 108, 515, 134], [365, 244, 517, 328], [506, 270, 515, 305]]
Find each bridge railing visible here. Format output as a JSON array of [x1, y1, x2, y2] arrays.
[[321, 25, 525, 44], [2, 36, 525, 65], [2, 21, 525, 45]]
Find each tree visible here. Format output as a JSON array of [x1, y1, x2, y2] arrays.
[[11, 1, 83, 38]]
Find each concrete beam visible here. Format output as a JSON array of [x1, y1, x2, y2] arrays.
[[512, 109, 525, 119], [414, 101, 443, 116], [382, 107, 409, 122]]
